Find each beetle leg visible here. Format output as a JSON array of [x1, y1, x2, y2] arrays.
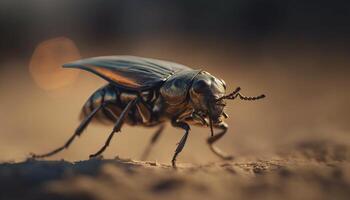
[[171, 120, 190, 168], [31, 103, 106, 159], [207, 122, 234, 160], [89, 99, 138, 158], [192, 112, 209, 126], [140, 124, 165, 160]]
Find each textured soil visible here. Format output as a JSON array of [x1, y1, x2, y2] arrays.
[[1, 142, 350, 200]]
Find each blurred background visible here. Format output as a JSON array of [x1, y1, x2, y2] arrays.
[[0, 0, 349, 164]]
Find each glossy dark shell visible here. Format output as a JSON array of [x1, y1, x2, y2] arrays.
[[160, 70, 202, 105], [63, 55, 191, 91]]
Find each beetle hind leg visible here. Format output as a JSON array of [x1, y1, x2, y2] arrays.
[[89, 99, 138, 158], [31, 103, 105, 159], [207, 122, 234, 160]]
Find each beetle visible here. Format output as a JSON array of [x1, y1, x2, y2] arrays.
[[31, 55, 265, 167]]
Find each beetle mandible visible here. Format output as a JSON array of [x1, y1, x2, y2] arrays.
[[31, 56, 265, 167]]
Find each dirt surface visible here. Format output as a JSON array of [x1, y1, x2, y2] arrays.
[[1, 140, 349, 200]]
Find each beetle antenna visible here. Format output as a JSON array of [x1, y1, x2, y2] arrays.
[[236, 93, 266, 101], [216, 87, 241, 101], [217, 87, 266, 101]]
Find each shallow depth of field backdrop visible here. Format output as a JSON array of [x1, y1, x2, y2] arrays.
[[0, 0, 349, 164]]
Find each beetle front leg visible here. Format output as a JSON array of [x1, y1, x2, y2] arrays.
[[171, 119, 190, 168], [207, 122, 234, 160]]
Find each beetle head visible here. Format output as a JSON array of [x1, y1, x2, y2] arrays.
[[189, 71, 227, 124], [189, 71, 266, 136]]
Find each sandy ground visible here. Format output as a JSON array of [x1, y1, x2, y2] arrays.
[[0, 147, 350, 200], [1, 139, 349, 200]]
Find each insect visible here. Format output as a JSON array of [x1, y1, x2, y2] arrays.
[[31, 55, 265, 167]]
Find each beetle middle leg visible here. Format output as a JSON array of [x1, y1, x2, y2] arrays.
[[207, 122, 234, 160], [140, 124, 165, 160], [89, 99, 138, 158], [31, 103, 107, 159], [171, 120, 190, 168]]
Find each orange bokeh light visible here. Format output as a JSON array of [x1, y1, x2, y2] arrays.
[[29, 37, 81, 90]]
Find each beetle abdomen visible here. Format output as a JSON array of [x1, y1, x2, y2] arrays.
[[80, 84, 159, 126], [80, 84, 118, 125]]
